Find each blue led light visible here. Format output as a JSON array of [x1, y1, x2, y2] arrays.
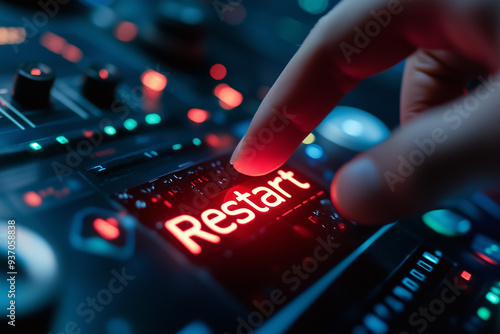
[[305, 144, 323, 160]]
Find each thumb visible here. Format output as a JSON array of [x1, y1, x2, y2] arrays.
[[331, 76, 500, 224]]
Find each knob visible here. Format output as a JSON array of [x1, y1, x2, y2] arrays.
[[82, 63, 121, 108], [12, 62, 55, 109], [143, 0, 208, 69]]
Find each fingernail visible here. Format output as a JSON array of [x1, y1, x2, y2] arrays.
[[332, 157, 389, 224], [230, 137, 244, 166]]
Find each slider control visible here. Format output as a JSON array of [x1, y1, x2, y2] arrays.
[[12, 62, 55, 109]]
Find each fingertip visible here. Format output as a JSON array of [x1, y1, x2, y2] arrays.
[[331, 157, 399, 225]]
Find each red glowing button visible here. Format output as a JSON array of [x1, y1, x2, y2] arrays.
[[23, 191, 42, 207], [188, 108, 210, 123], [141, 70, 167, 92], [460, 270, 472, 281], [114, 21, 138, 42], [62, 44, 83, 63], [99, 69, 109, 80], [210, 64, 227, 80], [93, 217, 120, 240], [214, 83, 243, 109], [30, 68, 42, 76]]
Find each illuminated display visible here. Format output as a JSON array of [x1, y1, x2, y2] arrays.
[[114, 155, 373, 307], [165, 170, 311, 254]]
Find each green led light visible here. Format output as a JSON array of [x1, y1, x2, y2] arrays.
[[298, 0, 329, 15], [172, 144, 182, 151], [491, 286, 500, 295], [145, 113, 161, 125], [104, 126, 117, 136], [491, 244, 499, 252], [192, 138, 202, 146], [486, 248, 493, 255], [486, 292, 500, 304], [29, 142, 42, 151], [56, 136, 69, 144], [421, 210, 471, 237], [477, 307, 491, 321], [124, 119, 138, 131]]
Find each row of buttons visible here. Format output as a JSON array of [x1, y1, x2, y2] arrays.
[[352, 250, 452, 334]]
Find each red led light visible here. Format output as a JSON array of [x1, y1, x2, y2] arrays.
[[114, 21, 138, 42], [210, 64, 227, 80], [30, 68, 42, 76], [205, 133, 234, 149], [188, 108, 210, 123], [40, 32, 66, 54], [23, 191, 42, 207], [83, 130, 94, 138], [141, 70, 167, 92], [99, 69, 109, 80], [214, 83, 243, 109], [93, 217, 120, 240], [475, 251, 499, 266], [460, 270, 472, 281], [62, 44, 83, 63], [164, 170, 311, 254]]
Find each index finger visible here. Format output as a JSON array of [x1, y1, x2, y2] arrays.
[[229, 0, 474, 176]]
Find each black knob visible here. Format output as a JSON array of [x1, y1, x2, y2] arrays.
[[12, 62, 55, 109], [82, 64, 121, 108], [143, 0, 208, 69]]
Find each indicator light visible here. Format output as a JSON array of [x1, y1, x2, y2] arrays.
[[210, 64, 227, 80], [486, 292, 499, 304], [460, 270, 472, 281], [104, 126, 117, 135], [298, 0, 329, 15], [141, 70, 167, 92], [192, 138, 202, 146], [145, 113, 161, 125], [23, 191, 42, 207], [123, 119, 138, 131], [422, 209, 471, 237], [491, 286, 500, 295], [187, 108, 209, 123], [302, 133, 316, 145], [30, 68, 42, 76], [99, 69, 109, 80], [172, 144, 182, 151], [93, 217, 120, 240], [214, 83, 243, 109], [56, 136, 69, 144], [29, 142, 42, 151], [62, 44, 83, 63], [423, 251, 439, 264], [115, 21, 138, 42], [83, 130, 94, 138], [477, 307, 491, 321], [305, 144, 323, 159]]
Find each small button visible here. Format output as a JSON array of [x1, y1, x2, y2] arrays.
[[422, 209, 471, 237], [385, 296, 404, 313], [316, 106, 390, 152], [363, 314, 389, 334], [393, 286, 413, 302], [12, 62, 55, 109], [373, 303, 392, 321]]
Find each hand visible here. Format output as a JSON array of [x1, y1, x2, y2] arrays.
[[230, 0, 500, 224]]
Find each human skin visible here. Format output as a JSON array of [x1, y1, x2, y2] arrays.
[[230, 0, 500, 224]]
